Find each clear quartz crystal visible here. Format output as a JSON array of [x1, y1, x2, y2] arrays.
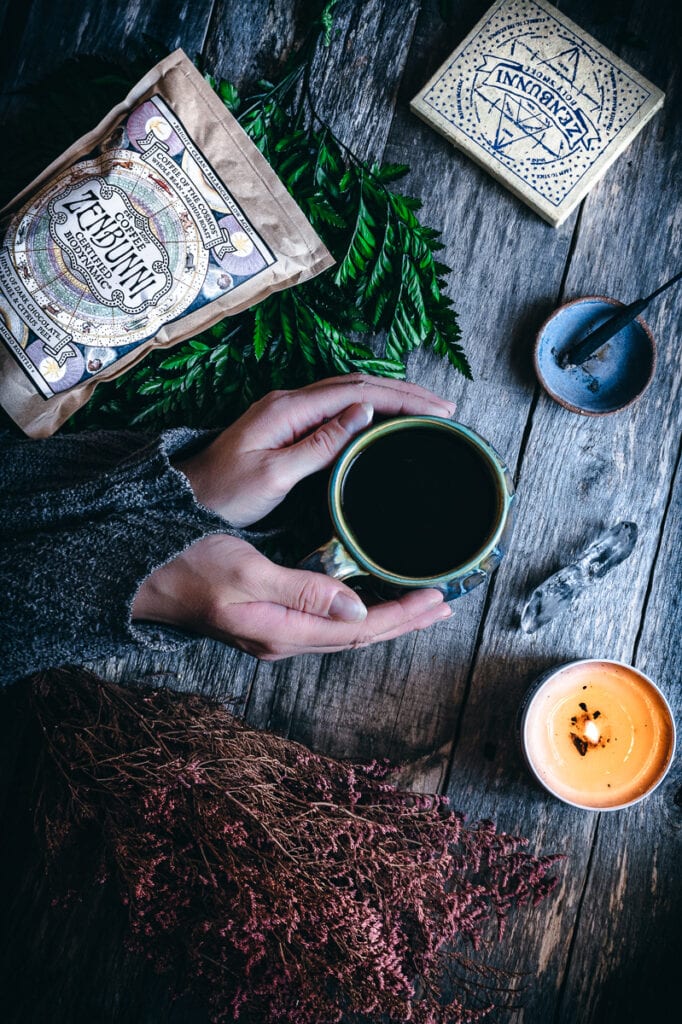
[[521, 521, 638, 634]]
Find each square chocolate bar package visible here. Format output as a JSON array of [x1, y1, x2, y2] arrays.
[[0, 49, 333, 437], [410, 0, 664, 226]]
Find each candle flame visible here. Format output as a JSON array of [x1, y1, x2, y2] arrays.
[[583, 719, 600, 745]]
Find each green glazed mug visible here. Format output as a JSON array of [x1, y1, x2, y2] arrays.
[[299, 416, 515, 600]]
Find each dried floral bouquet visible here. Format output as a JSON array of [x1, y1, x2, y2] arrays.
[[21, 668, 561, 1024]]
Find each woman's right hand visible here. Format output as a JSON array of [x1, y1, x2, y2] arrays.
[[132, 534, 450, 660]]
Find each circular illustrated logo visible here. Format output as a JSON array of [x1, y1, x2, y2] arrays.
[[9, 150, 209, 349], [469, 39, 603, 166]]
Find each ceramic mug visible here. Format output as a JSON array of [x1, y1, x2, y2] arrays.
[[299, 416, 515, 600]]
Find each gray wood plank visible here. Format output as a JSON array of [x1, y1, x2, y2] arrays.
[[556, 453, 682, 1020], [92, 635, 255, 708], [543, 19, 682, 1009], [1, 1, 679, 1022], [202, 0, 302, 90], [244, 0, 578, 776], [205, 0, 422, 164], [224, 0, 435, 746], [305, 0, 422, 157], [0, 0, 217, 96], [435, 0, 682, 1018], [99, 0, 425, 724], [346, 0, 580, 778]]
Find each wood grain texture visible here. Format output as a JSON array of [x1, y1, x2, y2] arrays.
[[556, 459, 682, 1024], [435, 2, 682, 1020], [310, 0, 581, 772], [0, 0, 217, 97], [202, 0, 303, 90], [217, 0, 430, 757], [238, 0, 578, 774], [305, 0, 421, 158], [1, 0, 680, 1021], [94, 0, 428, 748]]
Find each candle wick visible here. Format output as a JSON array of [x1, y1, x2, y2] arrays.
[[570, 707, 602, 755], [571, 734, 589, 756], [583, 719, 600, 745]]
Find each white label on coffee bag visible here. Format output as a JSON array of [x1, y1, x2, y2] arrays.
[[1, 94, 275, 397], [48, 177, 172, 314]]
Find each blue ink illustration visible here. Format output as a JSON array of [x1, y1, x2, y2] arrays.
[[417, 0, 659, 219]]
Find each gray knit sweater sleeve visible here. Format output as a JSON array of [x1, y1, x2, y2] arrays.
[[0, 427, 238, 686]]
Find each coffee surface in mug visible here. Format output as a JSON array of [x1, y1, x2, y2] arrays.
[[340, 427, 500, 577]]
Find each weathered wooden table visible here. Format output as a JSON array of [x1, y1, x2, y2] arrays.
[[1, 1, 680, 1022]]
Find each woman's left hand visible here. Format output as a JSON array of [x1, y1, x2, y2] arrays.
[[174, 374, 455, 527]]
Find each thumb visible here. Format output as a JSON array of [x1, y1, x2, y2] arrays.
[[253, 559, 368, 623], [281, 402, 374, 484]]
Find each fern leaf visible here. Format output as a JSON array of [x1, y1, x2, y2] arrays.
[[253, 305, 271, 361]]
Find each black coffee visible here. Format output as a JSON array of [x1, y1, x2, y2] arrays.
[[340, 427, 500, 577]]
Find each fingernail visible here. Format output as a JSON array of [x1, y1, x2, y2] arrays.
[[329, 592, 368, 622], [435, 605, 452, 620], [425, 592, 445, 608], [338, 402, 374, 434]]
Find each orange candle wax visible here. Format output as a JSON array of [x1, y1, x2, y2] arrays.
[[521, 660, 675, 810]]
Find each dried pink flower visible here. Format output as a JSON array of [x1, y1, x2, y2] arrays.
[[29, 668, 560, 1023]]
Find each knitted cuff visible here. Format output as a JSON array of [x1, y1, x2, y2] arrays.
[[122, 428, 236, 649]]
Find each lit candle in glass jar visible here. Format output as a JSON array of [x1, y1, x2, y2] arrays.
[[519, 660, 675, 810]]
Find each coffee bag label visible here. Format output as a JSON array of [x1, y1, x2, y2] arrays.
[[0, 95, 275, 397], [48, 177, 173, 313]]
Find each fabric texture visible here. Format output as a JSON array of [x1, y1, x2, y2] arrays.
[[0, 427, 242, 686]]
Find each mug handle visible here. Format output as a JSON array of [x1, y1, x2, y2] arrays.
[[298, 537, 369, 582]]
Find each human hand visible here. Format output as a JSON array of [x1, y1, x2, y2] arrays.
[[174, 374, 455, 527], [147, 377, 455, 658], [132, 534, 451, 659]]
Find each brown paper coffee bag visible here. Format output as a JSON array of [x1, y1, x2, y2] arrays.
[[0, 49, 333, 437]]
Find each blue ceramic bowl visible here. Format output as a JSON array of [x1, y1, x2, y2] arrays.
[[534, 296, 656, 416]]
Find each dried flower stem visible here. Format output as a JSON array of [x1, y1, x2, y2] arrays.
[[28, 667, 560, 1024]]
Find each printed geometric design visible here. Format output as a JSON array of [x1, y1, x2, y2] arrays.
[[411, 0, 664, 225], [0, 95, 275, 397]]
